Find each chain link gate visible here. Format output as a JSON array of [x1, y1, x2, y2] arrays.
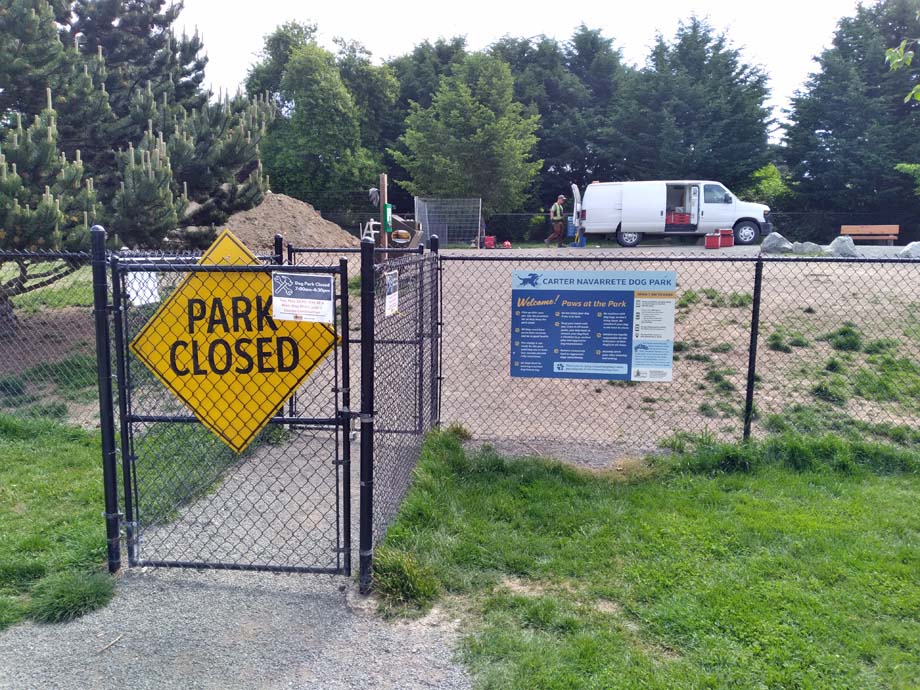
[[104, 233, 352, 575]]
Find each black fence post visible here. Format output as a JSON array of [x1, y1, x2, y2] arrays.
[[91, 226, 121, 573], [358, 237, 376, 594], [417, 243, 426, 435], [743, 257, 764, 441], [338, 256, 352, 577], [429, 235, 440, 427], [273, 234, 284, 266], [109, 255, 135, 565]]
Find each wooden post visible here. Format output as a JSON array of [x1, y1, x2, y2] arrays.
[[379, 172, 388, 252]]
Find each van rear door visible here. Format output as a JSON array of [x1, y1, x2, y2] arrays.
[[570, 183, 582, 228]]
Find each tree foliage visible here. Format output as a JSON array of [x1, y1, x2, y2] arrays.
[[391, 54, 541, 215], [0, 0, 272, 255], [784, 0, 920, 211]]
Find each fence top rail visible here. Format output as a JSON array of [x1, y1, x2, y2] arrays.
[[114, 262, 345, 274], [0, 250, 91, 260], [288, 244, 424, 256], [438, 253, 920, 265]]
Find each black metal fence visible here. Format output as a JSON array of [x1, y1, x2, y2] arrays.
[[438, 253, 920, 462], [4, 230, 919, 594]]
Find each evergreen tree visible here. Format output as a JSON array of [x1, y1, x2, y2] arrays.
[[334, 38, 398, 155], [0, 0, 71, 121], [613, 18, 770, 190], [785, 0, 920, 212], [391, 54, 541, 215], [259, 43, 375, 202], [244, 20, 317, 110], [0, 91, 97, 334], [66, 0, 207, 120]]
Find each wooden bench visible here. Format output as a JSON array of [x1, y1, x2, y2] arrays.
[[840, 225, 899, 245]]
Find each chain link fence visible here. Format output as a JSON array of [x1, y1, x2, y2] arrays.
[[370, 251, 439, 547], [0, 251, 97, 426], [438, 254, 920, 462], [415, 197, 481, 247]]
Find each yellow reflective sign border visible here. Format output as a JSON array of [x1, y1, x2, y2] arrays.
[[128, 230, 338, 453]]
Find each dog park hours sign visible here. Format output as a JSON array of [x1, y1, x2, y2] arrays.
[[511, 270, 676, 381], [130, 230, 338, 453]]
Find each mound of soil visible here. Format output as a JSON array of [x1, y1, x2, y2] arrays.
[[224, 193, 360, 250]]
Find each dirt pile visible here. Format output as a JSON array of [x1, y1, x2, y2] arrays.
[[224, 193, 360, 250]]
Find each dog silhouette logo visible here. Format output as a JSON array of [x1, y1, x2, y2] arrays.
[[517, 273, 540, 287]]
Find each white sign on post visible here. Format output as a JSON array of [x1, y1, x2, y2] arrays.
[[384, 270, 399, 317], [272, 272, 335, 323]]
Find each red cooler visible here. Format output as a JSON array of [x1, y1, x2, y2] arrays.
[[719, 228, 734, 247], [704, 233, 720, 249]]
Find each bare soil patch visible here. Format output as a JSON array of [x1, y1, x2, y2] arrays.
[[224, 192, 360, 251]]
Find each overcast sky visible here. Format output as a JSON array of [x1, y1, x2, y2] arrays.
[[177, 0, 863, 126]]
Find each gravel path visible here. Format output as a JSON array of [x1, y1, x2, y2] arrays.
[[0, 569, 470, 690]]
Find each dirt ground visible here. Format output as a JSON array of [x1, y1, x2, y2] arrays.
[[224, 193, 360, 251], [436, 247, 920, 464]]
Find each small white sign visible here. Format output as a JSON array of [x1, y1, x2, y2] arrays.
[[272, 272, 335, 323], [384, 270, 399, 317]]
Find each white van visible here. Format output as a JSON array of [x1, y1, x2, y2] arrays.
[[571, 180, 773, 247]]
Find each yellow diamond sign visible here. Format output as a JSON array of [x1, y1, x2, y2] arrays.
[[130, 230, 338, 453]]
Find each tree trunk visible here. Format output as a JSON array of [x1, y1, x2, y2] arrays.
[[0, 297, 18, 340]]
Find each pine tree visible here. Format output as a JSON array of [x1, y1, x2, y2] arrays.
[[0, 89, 97, 334], [785, 0, 920, 213], [0, 0, 71, 121], [391, 54, 541, 215]]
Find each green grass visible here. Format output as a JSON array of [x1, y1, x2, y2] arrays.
[[811, 376, 849, 405], [379, 431, 920, 689], [819, 322, 863, 352], [767, 326, 809, 353], [0, 414, 113, 629], [676, 290, 699, 309], [348, 274, 361, 296], [853, 354, 920, 404], [764, 403, 920, 448], [8, 265, 93, 313]]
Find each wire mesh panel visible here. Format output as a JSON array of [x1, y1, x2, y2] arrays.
[[754, 258, 920, 442], [438, 253, 920, 460], [371, 252, 439, 545], [415, 198, 481, 247], [113, 257, 351, 573], [439, 255, 756, 458], [0, 251, 97, 427]]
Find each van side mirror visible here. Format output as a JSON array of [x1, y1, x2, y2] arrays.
[[723, 193, 732, 204]]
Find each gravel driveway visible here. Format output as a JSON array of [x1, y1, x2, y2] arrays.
[[0, 568, 470, 690]]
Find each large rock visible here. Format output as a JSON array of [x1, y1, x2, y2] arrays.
[[827, 235, 859, 258], [761, 232, 793, 253], [898, 241, 920, 258], [792, 241, 823, 255]]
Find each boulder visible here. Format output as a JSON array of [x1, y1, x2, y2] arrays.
[[827, 235, 859, 258], [761, 232, 793, 253], [898, 241, 920, 258], [792, 241, 823, 255]]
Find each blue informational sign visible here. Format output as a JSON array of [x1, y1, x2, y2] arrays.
[[510, 270, 676, 381]]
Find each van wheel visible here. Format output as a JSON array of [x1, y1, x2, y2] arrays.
[[616, 231, 642, 247], [733, 221, 759, 245]]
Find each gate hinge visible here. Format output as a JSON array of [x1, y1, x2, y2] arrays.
[[102, 510, 123, 520]]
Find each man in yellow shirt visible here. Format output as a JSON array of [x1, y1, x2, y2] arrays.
[[545, 194, 567, 247]]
